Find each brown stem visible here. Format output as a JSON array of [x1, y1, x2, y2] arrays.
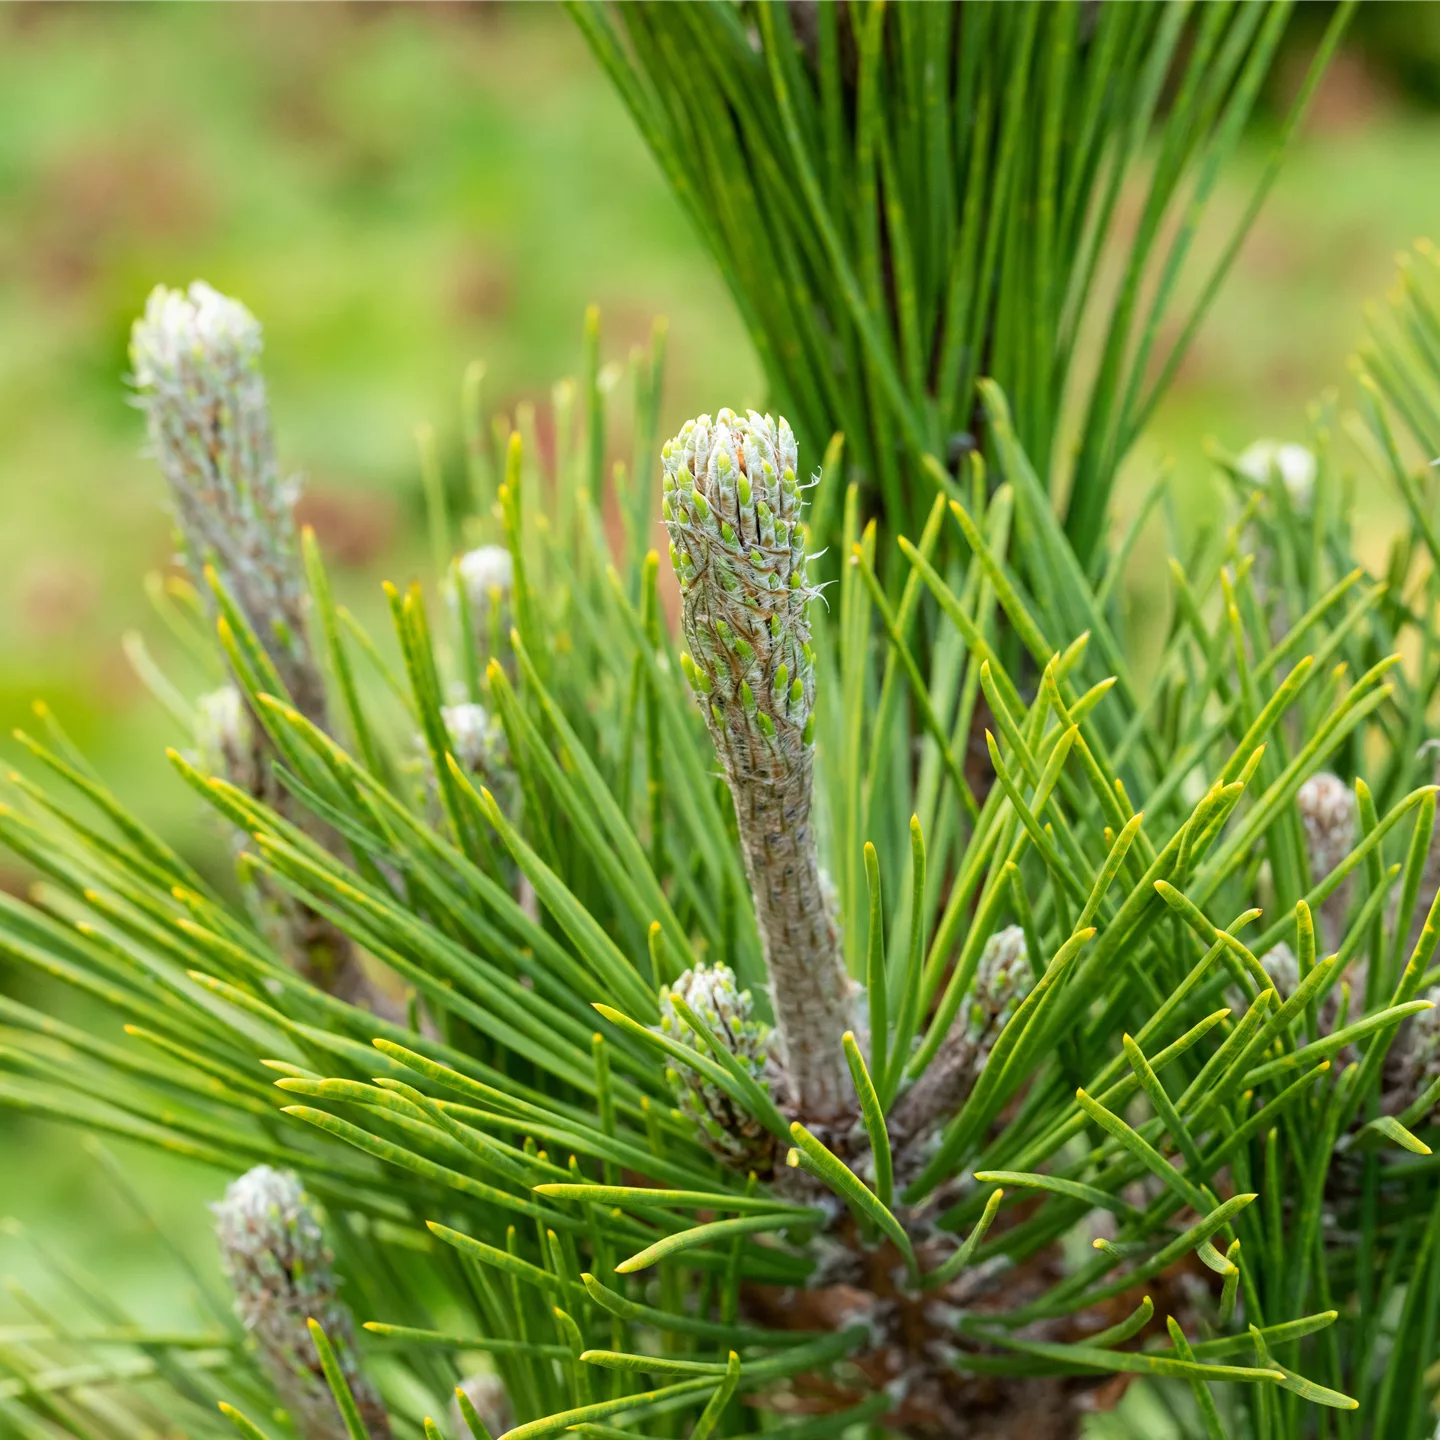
[[713, 723, 854, 1124]]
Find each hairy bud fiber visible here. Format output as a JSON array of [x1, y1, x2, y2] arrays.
[[658, 963, 775, 1169], [130, 282, 327, 730], [213, 1167, 389, 1440], [892, 926, 1031, 1165], [662, 410, 854, 1122]]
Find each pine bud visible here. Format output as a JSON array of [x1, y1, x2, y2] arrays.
[[1260, 942, 1299, 999], [213, 1167, 389, 1440], [194, 682, 288, 926], [661, 411, 814, 743], [892, 927, 1032, 1161], [1388, 990, 1440, 1123], [1297, 772, 1357, 883], [458, 545, 514, 608], [412, 701, 512, 821], [194, 684, 263, 798], [662, 410, 853, 1123], [1238, 438, 1317, 514], [452, 1373, 513, 1440], [440, 702, 508, 780], [657, 963, 774, 1170], [1228, 944, 1301, 1016], [962, 925, 1029, 1047], [130, 282, 327, 730], [457, 545, 514, 652], [1297, 772, 1357, 950], [1228, 943, 1364, 1072], [141, 295, 388, 1017]]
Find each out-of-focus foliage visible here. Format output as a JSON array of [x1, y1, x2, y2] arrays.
[[1304, 1, 1440, 109]]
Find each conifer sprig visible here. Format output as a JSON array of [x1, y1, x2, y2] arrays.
[[570, 1, 1356, 565], [8, 249, 1440, 1436]]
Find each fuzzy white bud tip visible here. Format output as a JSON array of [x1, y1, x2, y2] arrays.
[[1237, 438, 1317, 514], [131, 281, 264, 392], [213, 1166, 388, 1440], [967, 925, 1029, 1043], [129, 280, 327, 730], [439, 702, 507, 777], [457, 545, 515, 607], [194, 684, 256, 785]]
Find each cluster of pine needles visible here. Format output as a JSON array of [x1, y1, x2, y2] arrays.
[[0, 237, 1438, 1440]]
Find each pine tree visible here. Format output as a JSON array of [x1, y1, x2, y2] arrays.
[[19, 7, 1440, 1439]]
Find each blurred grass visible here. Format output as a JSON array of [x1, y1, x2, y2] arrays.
[[0, 0, 1438, 1410], [0, 1, 759, 860]]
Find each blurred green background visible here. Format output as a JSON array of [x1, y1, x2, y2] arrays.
[[0, 0, 1438, 1420]]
